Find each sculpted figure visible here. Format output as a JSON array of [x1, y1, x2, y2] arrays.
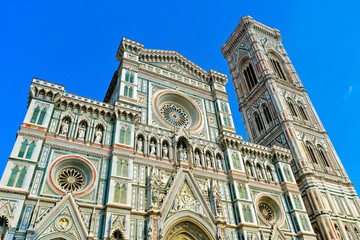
[[137, 138, 143, 153], [94, 129, 103, 144], [206, 154, 212, 168], [162, 144, 168, 158], [60, 120, 69, 136], [217, 156, 223, 170], [78, 124, 86, 140], [179, 144, 187, 162], [257, 166, 263, 179], [150, 141, 156, 156], [195, 152, 201, 166], [267, 168, 273, 181]]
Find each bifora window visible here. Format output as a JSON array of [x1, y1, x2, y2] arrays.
[[269, 58, 287, 81], [243, 63, 258, 92]]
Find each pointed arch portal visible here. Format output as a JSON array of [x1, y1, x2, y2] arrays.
[[164, 219, 214, 240]]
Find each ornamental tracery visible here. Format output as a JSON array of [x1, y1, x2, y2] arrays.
[[57, 168, 85, 192], [160, 104, 189, 128]]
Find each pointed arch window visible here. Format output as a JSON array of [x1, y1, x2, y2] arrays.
[[31, 107, 40, 123], [125, 129, 130, 145], [287, 100, 298, 117], [116, 160, 128, 177], [128, 87, 133, 98], [298, 104, 309, 121], [254, 112, 264, 133], [125, 72, 130, 82], [114, 184, 120, 203], [270, 58, 287, 81], [345, 226, 353, 240], [242, 205, 253, 222], [238, 183, 247, 199], [7, 165, 19, 187], [119, 127, 125, 144], [305, 144, 319, 164], [15, 167, 27, 188], [37, 109, 47, 125], [18, 141, 28, 158], [129, 74, 134, 83], [317, 147, 330, 167], [243, 63, 258, 91], [262, 105, 273, 125], [124, 86, 129, 97], [25, 142, 35, 159], [120, 184, 127, 204], [232, 153, 240, 170], [284, 166, 293, 182]]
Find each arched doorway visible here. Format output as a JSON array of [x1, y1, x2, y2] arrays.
[[0, 216, 8, 240], [110, 229, 124, 240], [165, 220, 213, 240]]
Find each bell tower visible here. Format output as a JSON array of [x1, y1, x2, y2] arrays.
[[222, 16, 360, 239]]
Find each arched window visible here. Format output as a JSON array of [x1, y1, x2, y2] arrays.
[[269, 57, 287, 81], [15, 167, 27, 188], [284, 166, 293, 182], [18, 141, 28, 158], [124, 86, 128, 97], [113, 184, 120, 203], [220, 103, 224, 112], [243, 206, 252, 222], [334, 224, 343, 240], [7, 165, 19, 187], [129, 74, 134, 83], [232, 153, 240, 170], [25, 142, 35, 159], [116, 160, 128, 177], [243, 63, 258, 91], [298, 103, 309, 121], [30, 107, 40, 123], [305, 143, 319, 164], [317, 147, 330, 167], [125, 129, 130, 145], [37, 109, 47, 125], [262, 105, 273, 124], [254, 112, 264, 133], [125, 72, 130, 82], [119, 127, 125, 144], [354, 227, 360, 239], [238, 183, 247, 199], [345, 226, 353, 240], [293, 195, 302, 209], [287, 100, 298, 117], [120, 184, 127, 204], [128, 87, 133, 98], [122, 161, 128, 177]]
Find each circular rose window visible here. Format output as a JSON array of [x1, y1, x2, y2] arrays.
[[49, 156, 96, 196], [57, 168, 85, 192], [153, 90, 203, 132], [256, 194, 284, 225]]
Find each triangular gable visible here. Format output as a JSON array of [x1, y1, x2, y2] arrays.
[[270, 224, 287, 240], [160, 168, 216, 226], [30, 193, 90, 240], [0, 202, 14, 226]]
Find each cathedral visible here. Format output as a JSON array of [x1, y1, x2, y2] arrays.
[[0, 16, 359, 240]]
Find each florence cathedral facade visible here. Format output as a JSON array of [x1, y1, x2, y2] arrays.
[[0, 16, 359, 240]]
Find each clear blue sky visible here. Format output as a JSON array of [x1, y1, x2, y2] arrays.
[[1, 1, 359, 191]]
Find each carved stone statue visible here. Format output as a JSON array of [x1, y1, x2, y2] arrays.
[[246, 163, 252, 177], [195, 152, 201, 166], [216, 156, 223, 170], [162, 144, 168, 159], [94, 129, 103, 144], [212, 181, 223, 217], [137, 138, 143, 153], [266, 168, 273, 181], [257, 166, 263, 179], [178, 144, 187, 162], [206, 154, 212, 168], [60, 120, 69, 136], [150, 141, 156, 156], [150, 170, 160, 207], [78, 124, 86, 140]]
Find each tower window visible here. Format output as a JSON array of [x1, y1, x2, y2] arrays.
[[270, 58, 287, 81], [298, 104, 309, 121], [317, 147, 330, 167], [262, 104, 273, 124], [254, 112, 264, 133], [243, 63, 258, 92], [30, 107, 40, 123], [305, 144, 319, 164], [287, 100, 298, 117]]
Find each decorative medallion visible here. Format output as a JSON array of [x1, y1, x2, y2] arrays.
[[55, 215, 72, 231], [57, 168, 85, 192], [170, 63, 181, 73]]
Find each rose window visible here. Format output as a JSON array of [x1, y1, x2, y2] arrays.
[[57, 168, 85, 192], [160, 104, 189, 127], [258, 202, 274, 222]]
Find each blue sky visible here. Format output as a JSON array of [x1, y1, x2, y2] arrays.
[[1, 1, 359, 190]]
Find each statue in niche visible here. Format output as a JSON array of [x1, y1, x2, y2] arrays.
[[266, 168, 273, 181], [150, 140, 156, 156], [206, 154, 212, 168], [78, 123, 86, 140], [178, 144, 188, 162], [246, 163, 253, 177], [60, 119, 69, 136], [94, 129, 103, 144], [162, 143, 168, 159], [137, 137, 143, 153], [216, 156, 223, 170], [195, 151, 201, 166]]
